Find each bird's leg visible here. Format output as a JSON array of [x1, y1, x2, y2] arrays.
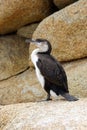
[[44, 80, 52, 101], [38, 93, 52, 102], [46, 93, 52, 101], [44, 87, 52, 101]]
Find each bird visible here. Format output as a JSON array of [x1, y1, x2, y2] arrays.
[[26, 38, 78, 101]]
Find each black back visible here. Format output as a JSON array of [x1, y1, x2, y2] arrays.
[[37, 53, 69, 92]]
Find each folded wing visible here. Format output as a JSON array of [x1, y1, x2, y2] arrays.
[[37, 54, 68, 91]]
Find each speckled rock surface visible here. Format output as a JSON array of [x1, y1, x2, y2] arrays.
[[17, 23, 39, 38], [33, 0, 87, 62], [64, 58, 87, 98], [0, 58, 87, 105], [0, 99, 87, 130], [0, 35, 29, 81], [0, 0, 52, 34], [0, 69, 47, 105]]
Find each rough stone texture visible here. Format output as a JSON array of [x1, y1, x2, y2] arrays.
[[0, 0, 52, 35], [17, 23, 39, 38], [0, 58, 87, 105], [0, 35, 29, 81], [0, 99, 87, 130], [53, 0, 77, 9], [33, 0, 87, 62], [0, 69, 47, 105], [64, 58, 87, 98]]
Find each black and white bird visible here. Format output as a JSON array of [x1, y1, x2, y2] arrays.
[[26, 38, 78, 101]]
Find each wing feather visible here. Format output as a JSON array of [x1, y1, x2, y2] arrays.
[[37, 54, 68, 91]]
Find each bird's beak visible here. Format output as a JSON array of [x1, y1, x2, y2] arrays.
[[25, 39, 40, 45], [25, 38, 36, 43]]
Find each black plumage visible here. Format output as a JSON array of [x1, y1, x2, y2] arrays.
[[26, 38, 78, 101], [37, 54, 68, 91]]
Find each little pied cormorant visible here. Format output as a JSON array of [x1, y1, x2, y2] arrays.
[[26, 38, 78, 101]]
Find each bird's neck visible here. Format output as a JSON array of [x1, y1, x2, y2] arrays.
[[31, 48, 51, 66], [31, 48, 40, 56], [31, 48, 51, 55], [30, 49, 39, 66]]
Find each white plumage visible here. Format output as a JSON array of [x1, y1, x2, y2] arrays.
[[31, 48, 45, 88]]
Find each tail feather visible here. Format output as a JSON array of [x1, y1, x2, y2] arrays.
[[61, 93, 79, 101]]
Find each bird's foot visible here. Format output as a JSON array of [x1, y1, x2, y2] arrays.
[[46, 98, 52, 101]]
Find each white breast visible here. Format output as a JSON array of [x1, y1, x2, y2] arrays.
[[31, 49, 45, 88]]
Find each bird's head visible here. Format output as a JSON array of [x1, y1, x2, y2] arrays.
[[26, 38, 52, 54]]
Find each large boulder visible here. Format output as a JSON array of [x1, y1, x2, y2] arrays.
[[0, 58, 87, 105], [53, 0, 77, 9], [33, 0, 87, 62], [0, 35, 29, 81], [0, 69, 47, 105], [0, 0, 52, 34], [64, 58, 87, 98], [17, 23, 39, 38], [0, 99, 87, 130]]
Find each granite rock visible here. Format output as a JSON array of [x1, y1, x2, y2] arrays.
[[0, 0, 52, 34], [0, 35, 29, 81], [0, 99, 87, 130], [33, 0, 87, 62]]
